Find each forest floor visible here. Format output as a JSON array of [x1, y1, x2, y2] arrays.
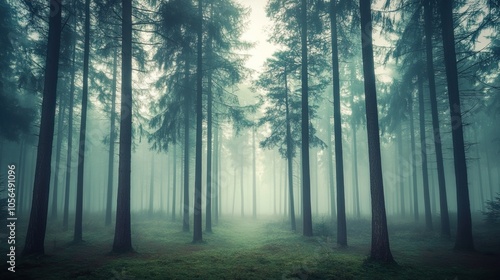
[[1, 213, 500, 279]]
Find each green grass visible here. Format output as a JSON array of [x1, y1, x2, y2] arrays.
[[1, 214, 499, 279]]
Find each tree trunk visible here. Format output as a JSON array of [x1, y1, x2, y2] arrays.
[[74, 0, 91, 243], [172, 144, 177, 220], [105, 46, 118, 226], [326, 113, 336, 218], [273, 153, 277, 215], [63, 14, 77, 231], [285, 69, 296, 231], [359, 0, 394, 263], [205, 11, 213, 232], [112, 0, 133, 253], [424, 0, 450, 236], [51, 89, 67, 219], [300, 0, 313, 237], [439, 0, 474, 251], [397, 127, 405, 216], [23, 0, 63, 256], [192, 0, 203, 243], [408, 90, 419, 221], [330, 0, 347, 246], [214, 123, 219, 223], [149, 154, 155, 214], [183, 54, 191, 233], [417, 74, 433, 231], [252, 127, 257, 219], [241, 154, 244, 217]]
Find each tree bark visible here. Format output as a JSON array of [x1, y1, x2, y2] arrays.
[[105, 46, 118, 226], [423, 0, 450, 236], [23, 0, 63, 256], [183, 53, 191, 233], [63, 13, 77, 231], [112, 0, 133, 253], [149, 154, 155, 214], [172, 144, 177, 220], [252, 127, 257, 219], [359, 0, 394, 263], [285, 69, 296, 231], [300, 0, 313, 237], [408, 90, 419, 221], [417, 73, 433, 231], [439, 0, 474, 251], [205, 8, 213, 231], [51, 88, 67, 219], [330, 0, 347, 246], [74, 0, 91, 243], [192, 0, 203, 243]]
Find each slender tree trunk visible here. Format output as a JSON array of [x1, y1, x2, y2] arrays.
[[409, 90, 419, 221], [51, 90, 67, 219], [112, 0, 133, 253], [63, 16, 77, 231], [232, 167, 236, 216], [330, 0, 347, 246], [183, 55, 191, 233], [214, 123, 220, 223], [397, 127, 405, 216], [218, 127, 222, 218], [285, 69, 296, 231], [473, 132, 484, 211], [192, 0, 203, 243], [300, 0, 313, 237], [105, 47, 118, 226], [149, 154, 155, 214], [241, 154, 244, 217], [352, 123, 360, 218], [359, 0, 394, 263], [417, 74, 433, 231], [273, 153, 277, 215], [439, 0, 474, 251], [23, 0, 63, 256], [205, 12, 213, 232], [424, 0, 450, 236], [326, 114, 336, 218], [486, 151, 493, 200], [252, 127, 257, 219], [74, 0, 91, 243], [172, 144, 177, 220]]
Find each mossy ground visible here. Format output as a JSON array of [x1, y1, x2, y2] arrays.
[[1, 213, 499, 279]]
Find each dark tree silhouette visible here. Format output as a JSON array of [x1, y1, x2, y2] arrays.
[[439, 0, 474, 251], [112, 0, 133, 253], [74, 0, 91, 243], [193, 0, 204, 243], [23, 0, 63, 256], [423, 0, 450, 237], [300, 0, 313, 238], [329, 0, 347, 246], [359, 0, 394, 263]]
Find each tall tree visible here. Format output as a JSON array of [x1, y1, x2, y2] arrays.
[[74, 0, 91, 243], [105, 46, 118, 226], [192, 0, 204, 243], [300, 0, 313, 237], [439, 0, 474, 251], [417, 73, 433, 231], [329, 0, 347, 246], [112, 0, 133, 253], [23, 0, 63, 256], [359, 0, 394, 263], [63, 11, 77, 231], [423, 0, 450, 237]]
